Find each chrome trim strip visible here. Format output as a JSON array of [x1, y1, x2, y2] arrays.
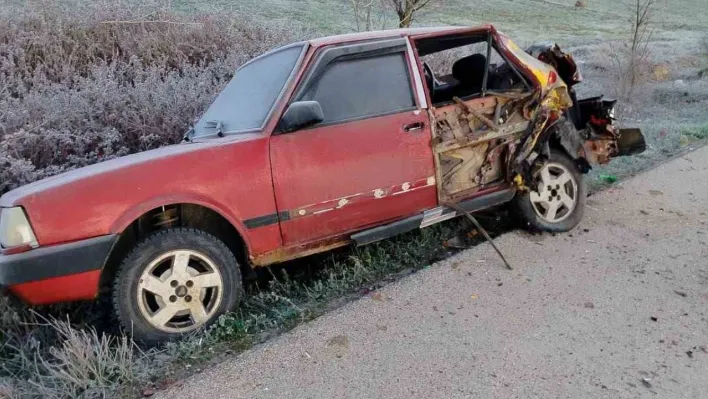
[[420, 206, 456, 228]]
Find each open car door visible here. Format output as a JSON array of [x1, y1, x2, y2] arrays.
[[411, 28, 535, 203]]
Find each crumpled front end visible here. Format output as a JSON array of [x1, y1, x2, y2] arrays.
[[499, 39, 645, 189], [573, 96, 647, 164]]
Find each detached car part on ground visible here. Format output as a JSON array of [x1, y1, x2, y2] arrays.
[[0, 25, 645, 344]]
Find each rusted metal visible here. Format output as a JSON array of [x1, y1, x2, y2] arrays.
[[153, 207, 178, 228], [487, 91, 534, 100], [477, 138, 511, 185], [432, 92, 532, 200], [453, 96, 498, 131], [583, 138, 617, 165], [250, 235, 351, 267]]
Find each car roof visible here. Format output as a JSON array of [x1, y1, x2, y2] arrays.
[[308, 25, 493, 47]]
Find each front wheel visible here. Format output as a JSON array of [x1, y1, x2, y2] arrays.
[[513, 150, 586, 232], [113, 228, 243, 345]]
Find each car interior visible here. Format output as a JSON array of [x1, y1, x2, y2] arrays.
[[415, 33, 529, 105]]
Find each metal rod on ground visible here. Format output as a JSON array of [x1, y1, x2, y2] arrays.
[[445, 202, 513, 270]]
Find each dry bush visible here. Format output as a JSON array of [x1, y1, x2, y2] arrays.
[[0, 0, 295, 194], [35, 320, 148, 398], [1, 296, 41, 397]]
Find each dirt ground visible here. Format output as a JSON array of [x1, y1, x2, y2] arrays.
[[158, 145, 708, 398]]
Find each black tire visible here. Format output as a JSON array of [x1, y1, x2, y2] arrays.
[[113, 228, 243, 345], [513, 149, 586, 232]]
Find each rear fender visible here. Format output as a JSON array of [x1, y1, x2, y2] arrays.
[[550, 117, 592, 173]]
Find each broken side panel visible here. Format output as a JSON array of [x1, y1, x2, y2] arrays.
[[431, 93, 532, 201], [572, 96, 646, 164]]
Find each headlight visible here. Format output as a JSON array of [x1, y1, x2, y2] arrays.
[[0, 207, 38, 249]]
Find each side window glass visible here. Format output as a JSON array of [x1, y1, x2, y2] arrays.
[[300, 52, 416, 124]]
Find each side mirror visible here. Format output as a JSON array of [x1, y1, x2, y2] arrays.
[[279, 101, 324, 133]]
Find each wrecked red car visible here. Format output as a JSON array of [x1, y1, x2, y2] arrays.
[[0, 25, 644, 343]]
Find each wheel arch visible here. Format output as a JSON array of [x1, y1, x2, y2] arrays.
[[99, 202, 253, 294], [547, 117, 592, 173], [512, 148, 587, 233]]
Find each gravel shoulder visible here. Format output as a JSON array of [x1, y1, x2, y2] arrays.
[[159, 146, 708, 398]]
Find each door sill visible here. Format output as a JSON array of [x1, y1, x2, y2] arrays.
[[351, 186, 515, 246]]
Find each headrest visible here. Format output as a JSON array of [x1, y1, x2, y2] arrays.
[[451, 54, 488, 85]]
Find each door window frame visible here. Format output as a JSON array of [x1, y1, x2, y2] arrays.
[[410, 31, 534, 107], [275, 38, 427, 133]]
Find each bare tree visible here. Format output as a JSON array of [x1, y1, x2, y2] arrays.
[[350, 0, 391, 32], [610, 0, 659, 101], [350, 0, 442, 31], [390, 0, 436, 28], [627, 0, 657, 90]]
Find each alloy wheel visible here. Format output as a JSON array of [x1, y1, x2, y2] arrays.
[[529, 162, 578, 223], [136, 250, 224, 333]]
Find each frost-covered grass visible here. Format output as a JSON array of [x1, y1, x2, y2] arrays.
[[0, 0, 294, 194]]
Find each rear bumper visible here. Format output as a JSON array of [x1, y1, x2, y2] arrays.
[[0, 235, 116, 304]]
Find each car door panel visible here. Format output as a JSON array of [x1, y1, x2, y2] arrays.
[[271, 111, 436, 244], [410, 31, 533, 202], [270, 44, 436, 245]]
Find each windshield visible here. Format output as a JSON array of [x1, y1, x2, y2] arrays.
[[193, 44, 305, 137]]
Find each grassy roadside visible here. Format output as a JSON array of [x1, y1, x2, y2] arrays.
[[0, 212, 496, 397], [155, 220, 476, 382]]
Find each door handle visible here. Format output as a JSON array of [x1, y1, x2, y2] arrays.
[[403, 122, 425, 132]]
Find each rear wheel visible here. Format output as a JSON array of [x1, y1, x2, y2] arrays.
[[113, 228, 243, 345], [514, 150, 586, 232]]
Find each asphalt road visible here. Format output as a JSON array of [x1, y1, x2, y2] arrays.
[[159, 146, 708, 398]]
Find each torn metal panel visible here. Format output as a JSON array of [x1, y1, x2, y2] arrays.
[[432, 93, 533, 200], [526, 42, 583, 87], [478, 139, 508, 185], [441, 143, 489, 194], [616, 128, 647, 156], [573, 97, 644, 165], [583, 137, 616, 165], [553, 118, 586, 159], [426, 35, 646, 203]]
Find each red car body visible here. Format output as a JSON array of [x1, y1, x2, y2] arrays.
[[0, 25, 642, 307]]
